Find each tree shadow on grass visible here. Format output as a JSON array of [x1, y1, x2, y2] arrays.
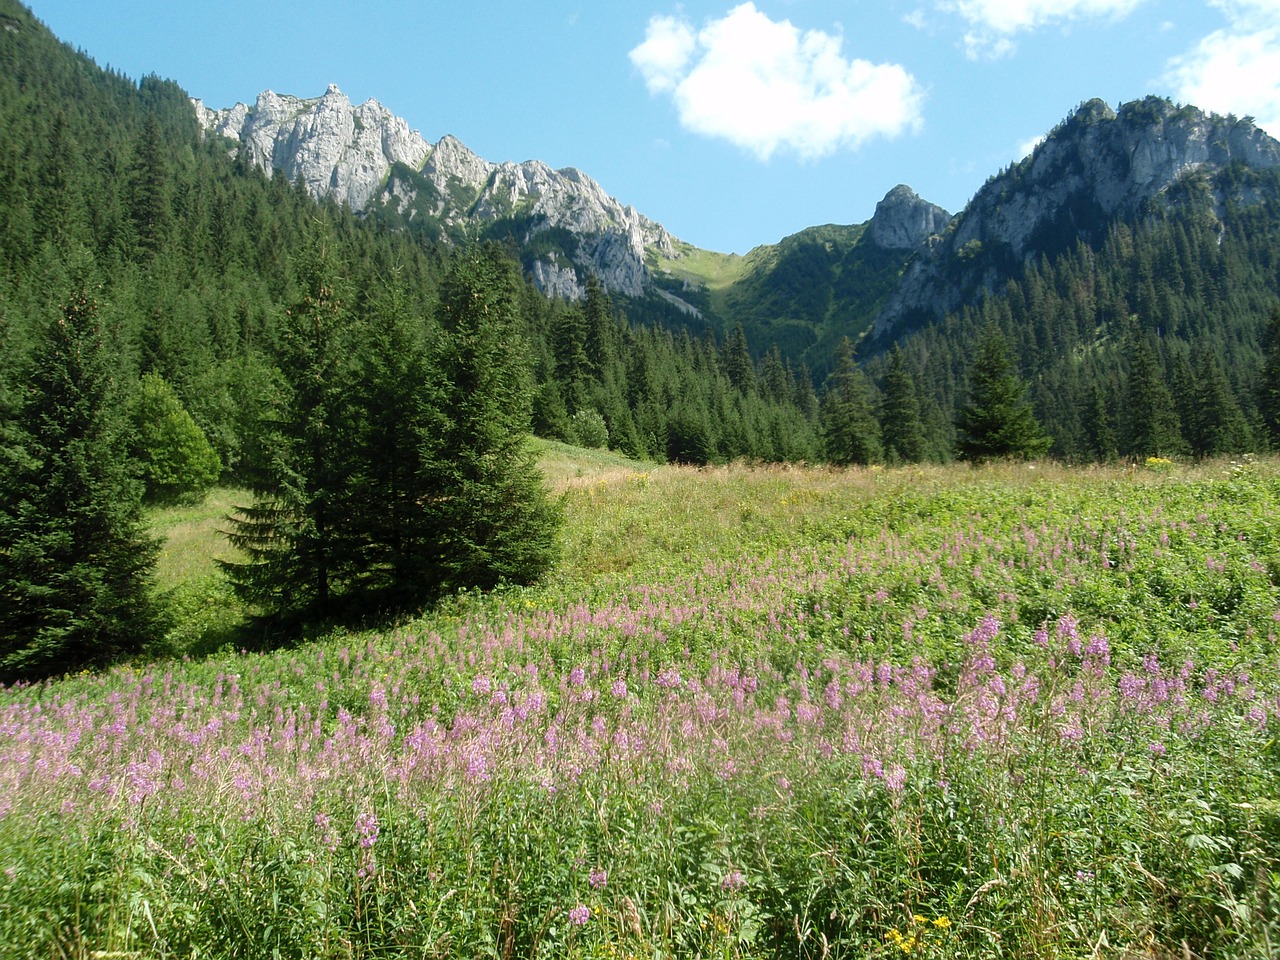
[[149, 577, 459, 662]]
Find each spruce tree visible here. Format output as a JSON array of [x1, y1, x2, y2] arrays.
[[129, 114, 173, 260], [342, 277, 443, 606], [880, 345, 926, 464], [820, 337, 882, 465], [1189, 346, 1251, 456], [582, 275, 616, 376], [955, 327, 1051, 462], [222, 236, 359, 620], [1260, 305, 1280, 448], [0, 268, 163, 680], [424, 245, 561, 592], [550, 301, 590, 412], [1082, 385, 1119, 462], [1121, 328, 1185, 459], [721, 324, 755, 394]]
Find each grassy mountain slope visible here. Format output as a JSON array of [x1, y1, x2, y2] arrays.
[[647, 222, 915, 378]]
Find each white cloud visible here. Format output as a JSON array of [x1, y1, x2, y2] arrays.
[[1017, 134, 1046, 159], [1164, 1, 1280, 135], [629, 3, 925, 161], [941, 0, 1146, 58], [630, 14, 697, 94]]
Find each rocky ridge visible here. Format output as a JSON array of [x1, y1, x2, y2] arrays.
[[194, 85, 677, 299], [867, 184, 952, 250], [871, 97, 1280, 339]]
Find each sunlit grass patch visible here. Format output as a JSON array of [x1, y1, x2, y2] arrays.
[[147, 487, 246, 589], [6, 453, 1278, 958]]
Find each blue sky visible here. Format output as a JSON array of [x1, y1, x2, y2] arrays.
[[29, 0, 1280, 254]]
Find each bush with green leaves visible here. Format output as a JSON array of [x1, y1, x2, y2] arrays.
[[568, 409, 609, 449], [129, 372, 221, 504]]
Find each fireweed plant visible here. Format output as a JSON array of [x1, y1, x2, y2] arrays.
[[1, 458, 1278, 958]]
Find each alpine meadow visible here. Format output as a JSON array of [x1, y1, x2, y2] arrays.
[[1, 1, 1279, 957]]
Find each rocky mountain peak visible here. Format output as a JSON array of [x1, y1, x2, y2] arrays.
[[868, 184, 952, 250], [871, 96, 1280, 340], [193, 86, 679, 301], [194, 85, 432, 211], [1072, 97, 1117, 125]]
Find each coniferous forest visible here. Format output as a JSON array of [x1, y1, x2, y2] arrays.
[[3, 5, 1280, 957], [2, 0, 1280, 677]]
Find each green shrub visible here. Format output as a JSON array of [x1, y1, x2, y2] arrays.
[[130, 372, 221, 504]]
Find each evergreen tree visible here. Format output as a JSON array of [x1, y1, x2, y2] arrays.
[[955, 327, 1051, 462], [792, 362, 820, 421], [1189, 345, 1252, 456], [222, 235, 359, 620], [820, 337, 882, 465], [1121, 328, 1185, 458], [425, 245, 561, 592], [582, 274, 616, 376], [550, 301, 590, 411], [1261, 305, 1280, 448], [0, 268, 164, 680], [1082, 385, 1119, 462], [880, 345, 926, 464], [759, 345, 792, 404], [721, 324, 755, 393], [129, 372, 221, 503], [129, 114, 173, 260], [341, 276, 443, 607]]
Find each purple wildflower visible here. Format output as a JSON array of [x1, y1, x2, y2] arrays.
[[356, 812, 379, 848]]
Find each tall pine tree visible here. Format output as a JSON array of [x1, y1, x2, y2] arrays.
[[341, 276, 443, 607], [0, 265, 163, 680], [955, 327, 1051, 462], [424, 245, 562, 592], [820, 337, 882, 465], [222, 235, 359, 620], [880, 345, 926, 464], [1121, 327, 1185, 458], [1189, 345, 1251, 456]]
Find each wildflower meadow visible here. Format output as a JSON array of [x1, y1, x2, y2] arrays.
[[1, 451, 1278, 958]]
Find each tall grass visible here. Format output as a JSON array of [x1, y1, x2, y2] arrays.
[[1, 456, 1277, 958]]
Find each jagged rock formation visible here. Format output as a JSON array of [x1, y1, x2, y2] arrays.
[[867, 184, 952, 250], [194, 85, 431, 212], [194, 85, 677, 299], [871, 97, 1280, 340]]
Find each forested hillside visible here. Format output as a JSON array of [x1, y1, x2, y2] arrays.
[[0, 0, 827, 473], [0, 0, 834, 677], [872, 169, 1280, 461]]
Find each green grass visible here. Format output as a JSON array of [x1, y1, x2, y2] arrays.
[[2, 454, 1278, 958], [146, 487, 248, 659], [148, 487, 247, 589]]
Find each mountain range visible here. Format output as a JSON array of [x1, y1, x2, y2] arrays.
[[194, 84, 1280, 371], [4, 0, 1280, 467]]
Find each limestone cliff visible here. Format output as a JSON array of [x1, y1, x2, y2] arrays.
[[871, 97, 1280, 340], [867, 184, 952, 251], [194, 85, 677, 299], [194, 86, 431, 212]]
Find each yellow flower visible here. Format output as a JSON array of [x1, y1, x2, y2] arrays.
[[932, 916, 951, 929], [912, 914, 928, 924]]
